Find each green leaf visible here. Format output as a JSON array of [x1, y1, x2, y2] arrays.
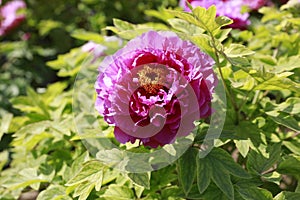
[[27, 87, 51, 118], [283, 141, 300, 155], [228, 57, 251, 66], [178, 147, 197, 195], [196, 148, 249, 198], [0, 113, 13, 140], [46, 48, 86, 77], [234, 121, 267, 149], [247, 143, 281, 174], [235, 185, 273, 200], [254, 73, 300, 94], [0, 151, 9, 171], [37, 185, 72, 200], [12, 121, 51, 148], [38, 20, 63, 36], [2, 168, 49, 191], [266, 97, 300, 115], [66, 160, 103, 200], [96, 149, 130, 172], [277, 155, 300, 177], [11, 87, 50, 118], [215, 16, 233, 27], [273, 55, 300, 73], [196, 157, 212, 193], [225, 44, 255, 58], [266, 112, 300, 132], [166, 6, 220, 34], [209, 148, 250, 178], [73, 181, 95, 200], [234, 139, 251, 157], [189, 34, 216, 60], [113, 18, 135, 31], [102, 184, 135, 200], [128, 173, 150, 189], [149, 165, 177, 192], [192, 6, 219, 32], [201, 184, 230, 200], [66, 160, 103, 186], [274, 191, 300, 200], [231, 70, 256, 90], [71, 29, 104, 43], [209, 164, 233, 200], [160, 186, 183, 199], [42, 82, 68, 104], [168, 18, 204, 34]]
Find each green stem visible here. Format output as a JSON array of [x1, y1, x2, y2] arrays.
[[190, 11, 240, 124], [210, 34, 240, 125]]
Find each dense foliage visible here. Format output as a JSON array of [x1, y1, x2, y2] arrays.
[[0, 0, 300, 199]]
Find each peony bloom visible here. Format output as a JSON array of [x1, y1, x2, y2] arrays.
[[180, 0, 270, 29], [82, 41, 108, 60], [0, 0, 26, 36], [244, 0, 270, 10], [180, 0, 251, 29], [95, 31, 217, 148], [82, 36, 123, 61]]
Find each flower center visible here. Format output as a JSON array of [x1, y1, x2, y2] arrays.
[[137, 65, 168, 94]]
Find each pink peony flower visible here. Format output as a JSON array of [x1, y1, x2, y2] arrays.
[[82, 41, 108, 59], [95, 31, 217, 148], [82, 36, 123, 61], [0, 0, 26, 36], [180, 0, 270, 29]]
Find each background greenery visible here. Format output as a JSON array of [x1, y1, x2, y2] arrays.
[[0, 0, 300, 199]]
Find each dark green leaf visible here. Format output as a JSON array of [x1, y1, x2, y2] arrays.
[[178, 147, 197, 195], [267, 112, 300, 132], [209, 148, 250, 178], [209, 159, 234, 200], [196, 157, 212, 193], [236, 185, 273, 200], [247, 143, 281, 174], [277, 155, 300, 177], [274, 191, 300, 200], [128, 173, 150, 189]]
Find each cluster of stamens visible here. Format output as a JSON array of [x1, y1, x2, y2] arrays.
[[137, 65, 168, 94]]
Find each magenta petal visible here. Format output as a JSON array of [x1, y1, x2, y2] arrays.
[[114, 126, 135, 144]]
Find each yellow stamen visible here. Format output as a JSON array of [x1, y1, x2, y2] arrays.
[[137, 65, 168, 94]]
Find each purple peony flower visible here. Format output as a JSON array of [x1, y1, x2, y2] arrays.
[[95, 31, 216, 148], [179, 0, 262, 29], [244, 0, 270, 10], [0, 0, 26, 36]]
